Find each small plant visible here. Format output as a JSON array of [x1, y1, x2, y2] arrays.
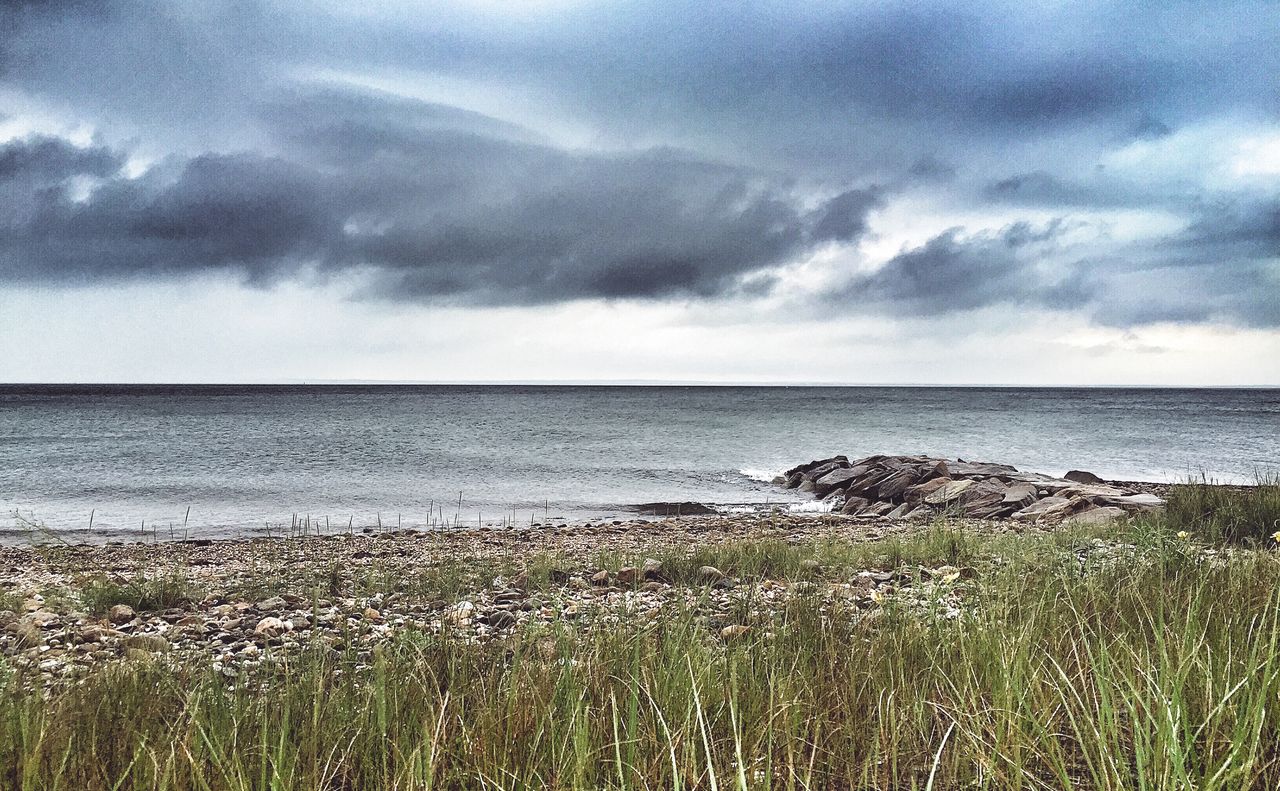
[[77, 572, 198, 614]]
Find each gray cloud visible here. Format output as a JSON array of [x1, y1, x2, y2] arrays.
[[829, 220, 1091, 315], [1, 1, 1278, 330], [0, 96, 884, 302]]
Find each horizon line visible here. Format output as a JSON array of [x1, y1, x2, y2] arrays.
[[2, 380, 1277, 389]]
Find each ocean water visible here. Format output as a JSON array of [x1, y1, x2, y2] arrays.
[[1, 385, 1277, 542]]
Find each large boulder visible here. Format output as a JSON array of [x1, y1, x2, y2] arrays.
[[1012, 496, 1081, 521], [904, 476, 952, 504], [1001, 482, 1039, 509], [1065, 469, 1104, 484], [923, 479, 976, 507], [875, 467, 922, 501], [813, 465, 869, 497], [1063, 506, 1128, 525]]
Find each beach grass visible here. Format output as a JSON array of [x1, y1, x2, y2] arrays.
[[3, 492, 1280, 789]]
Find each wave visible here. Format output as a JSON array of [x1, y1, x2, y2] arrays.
[[737, 467, 783, 483]]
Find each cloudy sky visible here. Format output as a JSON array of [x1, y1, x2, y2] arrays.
[[1, 1, 1277, 384]]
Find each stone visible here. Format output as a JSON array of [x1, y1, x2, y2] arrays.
[[485, 610, 518, 630], [859, 502, 894, 517], [445, 601, 475, 625], [923, 479, 975, 506], [1012, 496, 1077, 521], [1063, 506, 1128, 526], [905, 477, 952, 504], [874, 468, 921, 500], [254, 616, 285, 637], [123, 635, 169, 653], [255, 596, 286, 612], [1064, 469, 1104, 484], [1001, 483, 1039, 509], [590, 570, 611, 586], [812, 466, 866, 496], [616, 567, 640, 585], [1098, 493, 1165, 511], [79, 625, 111, 643], [697, 565, 726, 583], [108, 604, 135, 624], [642, 558, 665, 581], [885, 502, 912, 519], [839, 496, 870, 514]]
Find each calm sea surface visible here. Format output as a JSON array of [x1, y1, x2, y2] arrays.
[[1, 385, 1277, 542]]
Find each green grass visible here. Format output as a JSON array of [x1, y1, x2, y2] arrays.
[[1157, 475, 1280, 544], [5, 500, 1280, 789], [76, 572, 199, 615]]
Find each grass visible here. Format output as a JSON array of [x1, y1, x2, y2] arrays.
[[1157, 474, 1280, 544], [76, 573, 199, 615], [4, 496, 1280, 789]]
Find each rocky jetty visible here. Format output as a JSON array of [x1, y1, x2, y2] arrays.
[[776, 454, 1165, 522]]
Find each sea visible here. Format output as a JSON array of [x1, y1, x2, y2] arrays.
[[1, 385, 1277, 543]]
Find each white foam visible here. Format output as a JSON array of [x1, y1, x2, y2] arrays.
[[738, 467, 783, 483]]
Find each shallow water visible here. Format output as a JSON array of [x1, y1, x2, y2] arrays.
[[2, 385, 1277, 541]]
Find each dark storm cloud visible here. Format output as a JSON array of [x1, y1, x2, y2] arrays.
[[829, 221, 1091, 316], [0, 100, 885, 302], [2, 1, 1278, 326], [0, 135, 123, 182]]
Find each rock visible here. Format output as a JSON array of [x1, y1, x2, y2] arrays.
[[859, 502, 895, 517], [919, 459, 950, 480], [254, 617, 285, 637], [1012, 496, 1078, 521], [79, 625, 111, 643], [720, 625, 751, 641], [444, 601, 475, 625], [874, 468, 922, 500], [905, 477, 952, 504], [108, 604, 135, 624], [485, 610, 518, 630], [840, 496, 870, 514], [923, 479, 975, 506], [812, 466, 869, 496], [255, 596, 286, 612], [1063, 506, 1128, 526], [1097, 493, 1165, 511], [1001, 483, 1039, 509], [885, 502, 912, 519], [642, 559, 665, 581], [697, 565, 726, 583], [590, 570, 611, 586], [948, 461, 1020, 479], [1064, 469, 1104, 484], [123, 635, 168, 653]]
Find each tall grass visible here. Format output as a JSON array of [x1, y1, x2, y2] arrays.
[[3, 523, 1280, 789], [1158, 475, 1280, 544]]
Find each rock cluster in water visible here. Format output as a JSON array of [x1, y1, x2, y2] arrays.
[[776, 454, 1165, 522]]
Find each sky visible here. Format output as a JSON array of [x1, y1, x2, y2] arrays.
[[1, 0, 1278, 385]]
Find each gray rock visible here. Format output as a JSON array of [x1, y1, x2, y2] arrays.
[[108, 604, 135, 624], [840, 496, 870, 514], [1063, 506, 1128, 525], [924, 479, 976, 506], [1012, 497, 1077, 521], [697, 566, 726, 583], [1064, 469, 1104, 484], [123, 635, 169, 653]]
